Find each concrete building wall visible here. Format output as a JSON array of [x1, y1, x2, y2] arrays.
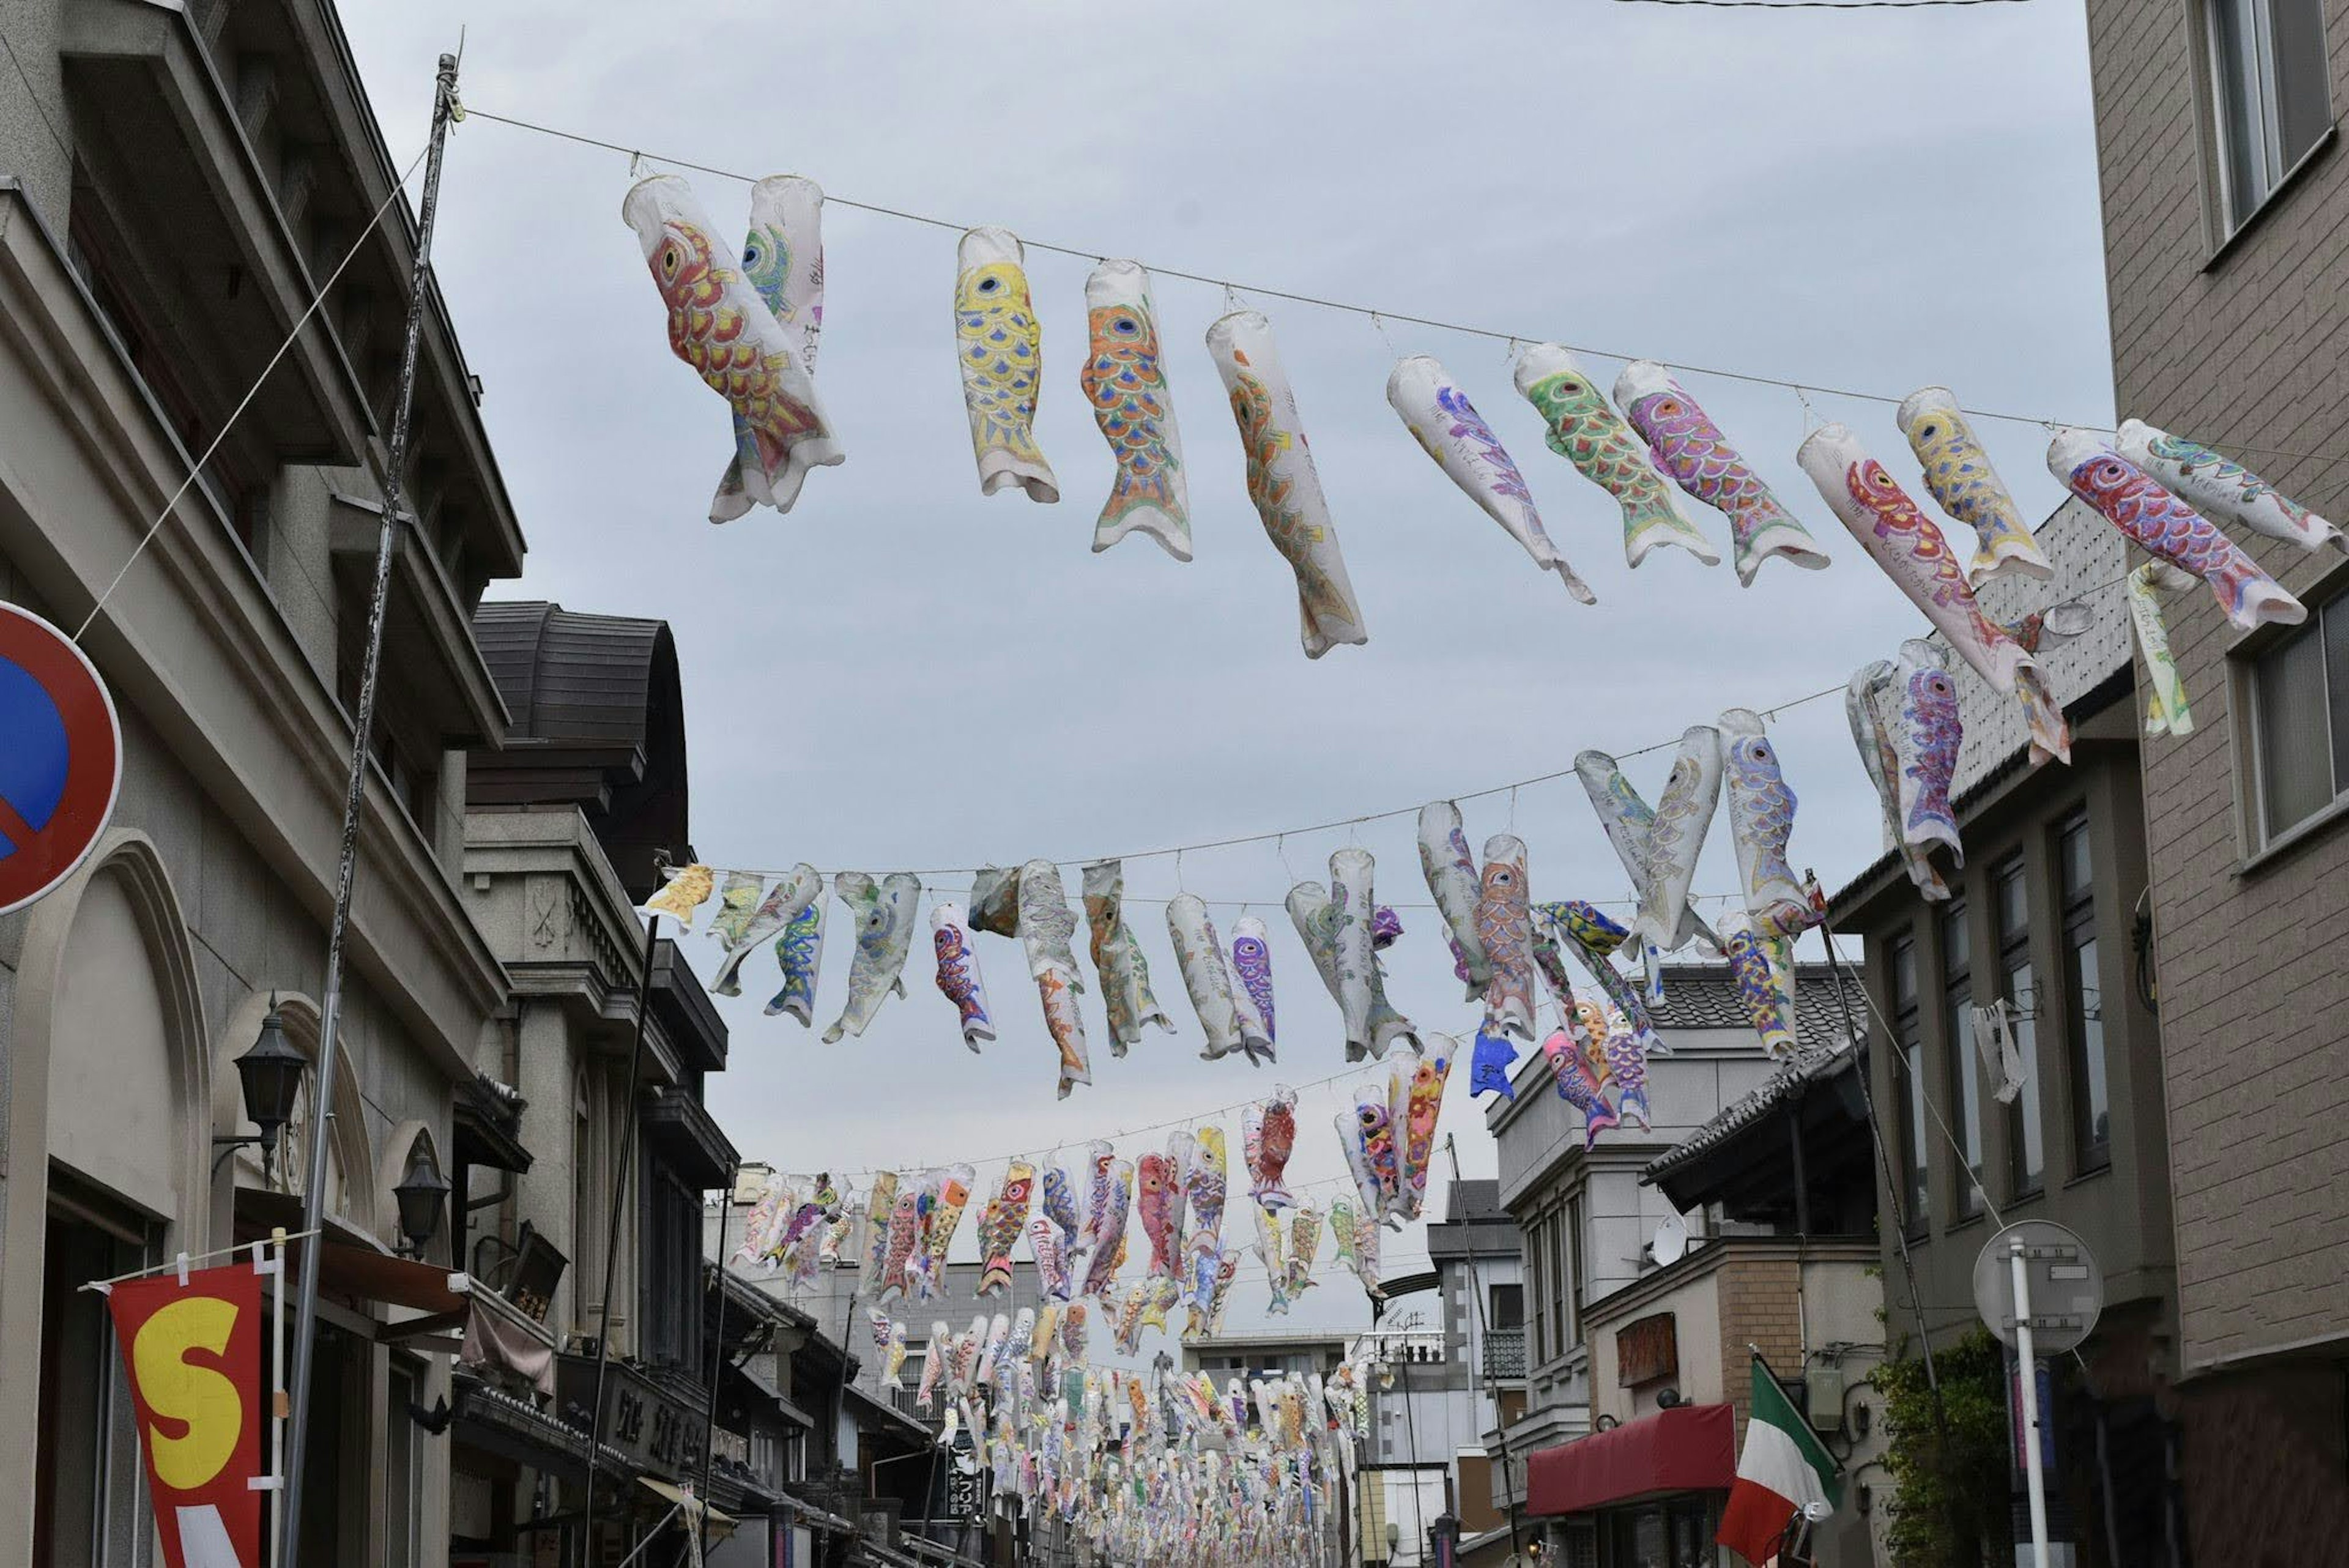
[[2082, 0, 2349, 1373]]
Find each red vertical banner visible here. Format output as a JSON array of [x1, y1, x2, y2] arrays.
[[105, 1265, 265, 1568]]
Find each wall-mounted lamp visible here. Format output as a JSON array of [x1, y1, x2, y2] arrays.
[[212, 998, 308, 1183], [393, 1140, 451, 1259]]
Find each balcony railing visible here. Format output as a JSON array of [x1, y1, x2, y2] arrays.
[[1482, 1328, 1526, 1380]]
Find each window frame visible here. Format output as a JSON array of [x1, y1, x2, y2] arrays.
[[1888, 932, 1930, 1235], [2244, 594, 2349, 855], [1941, 898, 1984, 1221], [1994, 855, 2046, 1199], [2057, 813, 2113, 1175], [2203, 0, 2337, 236]]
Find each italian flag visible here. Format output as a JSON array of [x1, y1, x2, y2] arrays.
[[1716, 1355, 1842, 1565]]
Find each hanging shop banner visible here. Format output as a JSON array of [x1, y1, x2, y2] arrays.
[[104, 1263, 264, 1568], [0, 601, 122, 917]]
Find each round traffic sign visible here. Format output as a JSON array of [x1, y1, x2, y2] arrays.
[[1972, 1219, 2104, 1354], [0, 602, 121, 916]]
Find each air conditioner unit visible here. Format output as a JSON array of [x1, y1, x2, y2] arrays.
[[1804, 1367, 1845, 1435]]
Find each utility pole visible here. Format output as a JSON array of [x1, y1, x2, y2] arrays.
[[278, 50, 459, 1568]]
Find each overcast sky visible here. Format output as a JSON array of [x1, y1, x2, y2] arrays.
[[344, 2, 2113, 1330]]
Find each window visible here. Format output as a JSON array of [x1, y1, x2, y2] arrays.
[[1890, 935, 1930, 1231], [2060, 816, 2112, 1171], [385, 1361, 422, 1568], [1529, 1221, 1551, 1364], [642, 1162, 703, 1370], [1566, 1194, 1586, 1347], [1488, 1283, 1524, 1332], [1943, 901, 1984, 1217], [1995, 858, 2046, 1197], [2207, 0, 2332, 228], [2249, 599, 2349, 845]]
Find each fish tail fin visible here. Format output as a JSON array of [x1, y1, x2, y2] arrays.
[[1730, 511, 1834, 587], [1093, 467, 1192, 561], [2216, 555, 2307, 631], [1620, 493, 1721, 568]]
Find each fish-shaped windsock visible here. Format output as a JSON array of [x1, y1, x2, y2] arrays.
[[709, 174, 836, 521], [1162, 1131, 1195, 1264], [977, 1162, 1036, 1297], [1082, 260, 1189, 559], [1167, 894, 1247, 1063], [1183, 1242, 1225, 1337], [1896, 388, 2054, 585], [822, 873, 922, 1041], [1542, 1029, 1620, 1150], [880, 1185, 921, 1301], [623, 176, 841, 517], [711, 866, 820, 997], [1186, 1126, 1228, 1247], [1474, 836, 1535, 1039], [1469, 1025, 1520, 1100], [1244, 1085, 1299, 1210], [1616, 361, 1831, 585], [1205, 311, 1370, 658], [916, 1320, 951, 1410], [1723, 910, 1800, 1058], [1028, 1213, 1074, 1303], [884, 1319, 909, 1390], [856, 1172, 900, 1293], [1061, 1301, 1090, 1362], [919, 1164, 977, 1301], [2000, 602, 2097, 653], [1286, 1207, 1323, 1302], [954, 226, 1056, 502], [2126, 562, 2197, 735], [1228, 916, 1277, 1058], [1137, 1153, 1179, 1278], [1031, 1304, 1063, 1366], [2116, 418, 2345, 554], [1798, 423, 2071, 767], [1082, 860, 1174, 1057], [1515, 344, 1717, 567], [1393, 1039, 1454, 1222], [1388, 354, 1596, 602], [1892, 639, 1963, 861], [952, 1315, 989, 1395], [1546, 905, 1668, 1065], [1254, 1206, 1291, 1315], [931, 900, 997, 1050], [1627, 727, 1723, 1004], [1847, 661, 1951, 902], [1718, 710, 1822, 942], [765, 888, 828, 1022], [1113, 1282, 1152, 1354], [1076, 1140, 1117, 1257], [1040, 1159, 1082, 1250], [1287, 879, 1407, 1063], [1603, 1029, 1651, 1131], [1083, 1159, 1135, 1302], [1352, 1085, 1402, 1222], [645, 863, 716, 927], [1417, 801, 1490, 998], [1575, 752, 1721, 968], [2047, 428, 2306, 632], [710, 871, 764, 948], [978, 1312, 1012, 1389]]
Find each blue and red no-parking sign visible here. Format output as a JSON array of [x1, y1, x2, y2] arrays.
[[0, 602, 121, 917]]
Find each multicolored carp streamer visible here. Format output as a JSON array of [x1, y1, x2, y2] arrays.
[[1082, 860, 1174, 1057], [1469, 1025, 1520, 1100], [1244, 1085, 1299, 1210], [1027, 1213, 1074, 1304], [1229, 916, 1277, 1058], [1389, 353, 1597, 602], [855, 1172, 899, 1294], [1891, 640, 1962, 860], [915, 1320, 949, 1410], [953, 225, 1058, 502], [1205, 309, 1370, 658], [1846, 660, 1950, 902], [1351, 1082, 1403, 1224], [1162, 1132, 1195, 1267], [930, 899, 997, 1050], [974, 861, 1094, 1096], [1253, 1205, 1292, 1315], [1616, 360, 1830, 585], [1416, 800, 1488, 998], [1329, 1197, 1384, 1301], [1391, 1038, 1454, 1222], [881, 1315, 908, 1389], [708, 174, 833, 521], [710, 871, 762, 948], [1896, 387, 2054, 585], [822, 872, 922, 1042], [1543, 1028, 1619, 1150], [765, 890, 827, 1022], [1798, 422, 2072, 767], [622, 176, 841, 518], [2125, 562, 2196, 735], [2115, 418, 2344, 554], [1605, 1027, 1652, 1131], [1515, 343, 1716, 567], [1289, 852, 1417, 1063], [1286, 1207, 1323, 1302], [1575, 750, 1720, 995], [645, 862, 714, 927], [710, 864, 819, 998], [1186, 1126, 1228, 1252], [1082, 259, 1190, 559], [1138, 1151, 1181, 1277], [1082, 1158, 1135, 1302], [1167, 894, 1249, 1063], [917, 1164, 976, 1303], [1543, 903, 1667, 1066], [1723, 910, 1800, 1058], [1474, 834, 1535, 1038], [976, 1161, 1036, 1297], [2047, 428, 2307, 633], [1635, 727, 1724, 1003], [1718, 708, 1824, 942]]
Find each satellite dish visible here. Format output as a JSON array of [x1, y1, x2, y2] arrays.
[[1649, 1213, 1689, 1266]]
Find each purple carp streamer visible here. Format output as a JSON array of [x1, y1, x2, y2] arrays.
[[1516, 343, 1717, 567], [930, 899, 996, 1050], [1617, 360, 1830, 585]]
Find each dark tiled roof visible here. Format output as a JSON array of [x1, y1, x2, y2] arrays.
[[1642, 1038, 1860, 1184], [1646, 963, 1849, 1053]]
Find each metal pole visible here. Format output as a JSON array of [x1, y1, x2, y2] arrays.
[[581, 912, 665, 1567], [1439, 1135, 1525, 1567], [698, 1163, 737, 1562], [278, 52, 459, 1568], [2010, 1241, 2052, 1568]]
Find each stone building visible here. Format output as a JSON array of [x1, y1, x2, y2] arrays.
[[0, 0, 522, 1559], [2075, 0, 2349, 1552]]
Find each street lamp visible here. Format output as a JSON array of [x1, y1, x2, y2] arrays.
[[392, 1139, 450, 1258], [213, 998, 308, 1183]]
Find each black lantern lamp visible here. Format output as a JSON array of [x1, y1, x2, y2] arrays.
[[393, 1139, 451, 1259], [213, 997, 308, 1182]]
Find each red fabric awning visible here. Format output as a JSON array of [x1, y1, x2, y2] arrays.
[[1526, 1403, 1737, 1516]]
